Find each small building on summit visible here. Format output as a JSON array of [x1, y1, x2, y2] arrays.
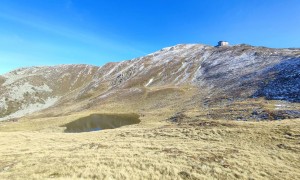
[[217, 41, 229, 47]]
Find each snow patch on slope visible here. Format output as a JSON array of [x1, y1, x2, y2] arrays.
[[3, 73, 31, 86], [0, 97, 8, 111], [147, 44, 201, 64], [145, 78, 154, 87], [0, 97, 59, 121], [8, 83, 53, 101]]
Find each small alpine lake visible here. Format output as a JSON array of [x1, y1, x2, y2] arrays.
[[62, 113, 140, 133]]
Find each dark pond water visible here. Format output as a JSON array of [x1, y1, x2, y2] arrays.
[[62, 113, 140, 133]]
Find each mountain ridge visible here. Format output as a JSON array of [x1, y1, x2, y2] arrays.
[[1, 43, 300, 121]]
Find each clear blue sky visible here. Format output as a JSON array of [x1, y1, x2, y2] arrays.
[[0, 0, 300, 74]]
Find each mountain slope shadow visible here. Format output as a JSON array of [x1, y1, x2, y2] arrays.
[[252, 58, 300, 102]]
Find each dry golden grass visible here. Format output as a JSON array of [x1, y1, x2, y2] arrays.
[[0, 109, 299, 180], [0, 87, 299, 179]]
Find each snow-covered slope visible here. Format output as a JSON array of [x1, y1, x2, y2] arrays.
[[1, 44, 300, 121], [0, 65, 97, 120]]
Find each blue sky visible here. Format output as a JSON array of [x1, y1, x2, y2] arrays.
[[0, 0, 300, 74]]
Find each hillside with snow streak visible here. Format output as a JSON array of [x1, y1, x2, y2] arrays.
[[0, 44, 300, 121]]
